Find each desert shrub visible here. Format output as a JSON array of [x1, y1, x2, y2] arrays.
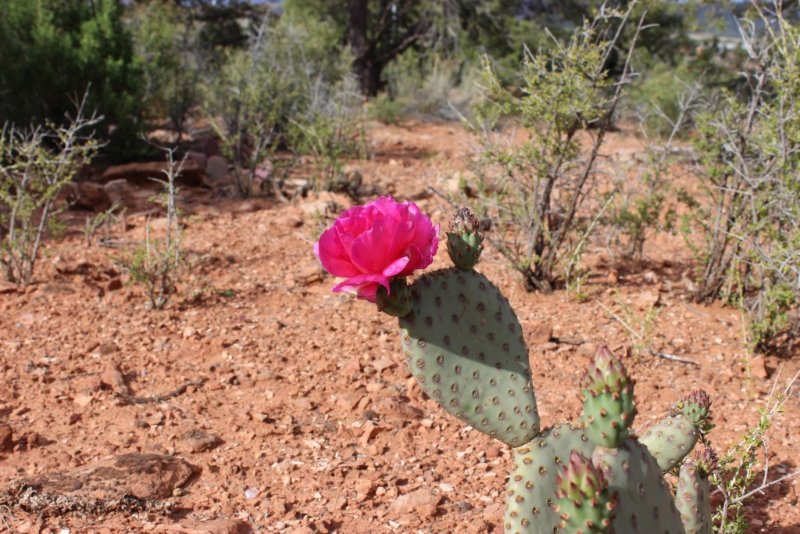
[[370, 50, 483, 123], [203, 15, 359, 197], [468, 5, 643, 291], [682, 8, 800, 350], [124, 148, 184, 310], [128, 0, 200, 141], [289, 75, 366, 191], [0, 0, 143, 162], [605, 82, 701, 260], [711, 370, 800, 533], [0, 97, 101, 285]]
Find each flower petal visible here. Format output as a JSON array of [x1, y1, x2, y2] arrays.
[[316, 226, 360, 277], [332, 273, 390, 303]]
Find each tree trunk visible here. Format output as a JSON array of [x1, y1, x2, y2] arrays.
[[346, 0, 383, 96]]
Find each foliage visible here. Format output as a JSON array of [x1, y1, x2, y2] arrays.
[[370, 49, 484, 123], [203, 14, 361, 197], [128, 0, 201, 140], [606, 82, 700, 260], [124, 147, 184, 310], [683, 7, 800, 350], [0, 97, 102, 285], [468, 4, 642, 291], [710, 370, 800, 533], [0, 0, 144, 162]]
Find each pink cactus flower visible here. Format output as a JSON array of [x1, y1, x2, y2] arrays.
[[314, 196, 439, 302]]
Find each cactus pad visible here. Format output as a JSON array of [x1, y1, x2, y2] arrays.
[[505, 424, 595, 533], [400, 268, 539, 446], [556, 451, 616, 533], [639, 414, 700, 473], [581, 346, 636, 448]]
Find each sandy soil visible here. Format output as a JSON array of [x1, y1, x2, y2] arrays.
[[0, 121, 798, 534]]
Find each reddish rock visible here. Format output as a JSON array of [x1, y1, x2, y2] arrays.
[[100, 160, 206, 187], [388, 489, 441, 519], [180, 429, 224, 453], [153, 519, 252, 534], [0, 423, 13, 452], [12, 453, 198, 507]]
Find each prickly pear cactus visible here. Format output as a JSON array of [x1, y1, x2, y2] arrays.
[[390, 208, 718, 533], [320, 205, 720, 534]]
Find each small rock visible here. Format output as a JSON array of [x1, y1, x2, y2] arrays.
[[14, 453, 198, 506], [643, 271, 659, 284], [206, 156, 229, 181], [180, 429, 223, 453], [182, 327, 197, 339], [0, 423, 13, 452], [153, 519, 252, 534], [748, 354, 769, 379], [360, 421, 382, 446], [529, 322, 552, 344], [354, 478, 373, 502], [97, 341, 119, 356], [388, 489, 441, 519], [633, 290, 660, 310], [106, 278, 123, 292]]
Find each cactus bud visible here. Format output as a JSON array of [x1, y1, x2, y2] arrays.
[[691, 446, 719, 478], [556, 451, 616, 533], [446, 207, 483, 270], [580, 346, 636, 448], [671, 389, 713, 435], [376, 278, 414, 318]]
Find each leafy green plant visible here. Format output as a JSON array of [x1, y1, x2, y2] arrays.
[[203, 14, 355, 198], [0, 0, 143, 162], [468, 4, 644, 292], [124, 147, 184, 310], [0, 95, 101, 285], [128, 0, 200, 141]]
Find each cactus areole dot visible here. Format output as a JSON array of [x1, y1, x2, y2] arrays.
[[313, 196, 439, 303]]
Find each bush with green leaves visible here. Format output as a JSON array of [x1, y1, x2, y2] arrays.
[[0, 0, 143, 162], [682, 7, 800, 350], [0, 98, 101, 286], [203, 15, 360, 197], [468, 5, 642, 292], [128, 0, 200, 141]]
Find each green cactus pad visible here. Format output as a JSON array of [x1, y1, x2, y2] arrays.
[[504, 424, 595, 533], [399, 268, 539, 446], [581, 347, 636, 448], [555, 451, 616, 533], [676, 460, 712, 534], [591, 440, 685, 533], [376, 278, 414, 318], [639, 414, 699, 472]]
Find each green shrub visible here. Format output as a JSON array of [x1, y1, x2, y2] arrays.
[[203, 14, 360, 197], [128, 0, 200, 140], [0, 97, 101, 285], [468, 6, 642, 291], [0, 0, 144, 162]]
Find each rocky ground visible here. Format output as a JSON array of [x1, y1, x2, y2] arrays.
[[0, 121, 798, 533]]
